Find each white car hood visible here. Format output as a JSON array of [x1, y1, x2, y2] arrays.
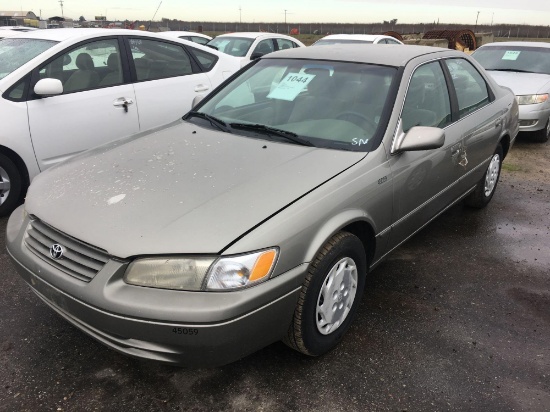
[[487, 70, 550, 95]]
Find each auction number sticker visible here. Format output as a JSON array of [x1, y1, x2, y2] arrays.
[[502, 50, 521, 60], [267, 73, 315, 101]]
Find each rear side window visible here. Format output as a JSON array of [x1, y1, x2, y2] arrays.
[[444, 59, 490, 118], [275, 38, 298, 50], [129, 38, 193, 81], [187, 47, 218, 71]]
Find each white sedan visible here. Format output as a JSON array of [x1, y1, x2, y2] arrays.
[[312, 34, 404, 46], [156, 30, 212, 45], [0, 28, 241, 216], [206, 32, 305, 67]]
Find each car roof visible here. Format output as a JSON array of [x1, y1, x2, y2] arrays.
[[215, 32, 293, 40], [158, 31, 211, 39], [2, 28, 174, 42], [319, 34, 387, 41], [478, 41, 550, 49], [263, 43, 452, 67]]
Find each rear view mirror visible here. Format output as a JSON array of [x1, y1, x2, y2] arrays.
[[34, 78, 63, 96]]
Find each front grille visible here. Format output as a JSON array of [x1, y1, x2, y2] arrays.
[[24, 218, 110, 282]]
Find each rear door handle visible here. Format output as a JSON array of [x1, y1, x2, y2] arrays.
[[194, 84, 210, 93]]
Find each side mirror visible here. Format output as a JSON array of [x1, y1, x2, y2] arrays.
[[394, 126, 445, 152], [34, 78, 63, 96], [250, 52, 265, 60], [192, 95, 204, 108]]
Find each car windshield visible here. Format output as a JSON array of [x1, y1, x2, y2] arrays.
[[191, 58, 397, 151], [206, 37, 254, 57], [472, 45, 550, 75], [0, 38, 57, 80], [313, 39, 374, 46]]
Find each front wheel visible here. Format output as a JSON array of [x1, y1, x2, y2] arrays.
[[464, 144, 503, 208], [283, 231, 367, 356], [0, 153, 23, 217]]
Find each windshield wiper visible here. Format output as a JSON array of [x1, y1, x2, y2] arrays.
[[184, 111, 231, 133], [229, 123, 315, 147], [489, 68, 534, 73]]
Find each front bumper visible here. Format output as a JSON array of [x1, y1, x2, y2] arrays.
[[6, 206, 305, 367], [518, 103, 550, 132]]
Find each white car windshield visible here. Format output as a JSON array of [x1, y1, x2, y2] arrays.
[[473, 46, 550, 75], [193, 58, 397, 151], [206, 37, 254, 57], [0, 38, 57, 80]]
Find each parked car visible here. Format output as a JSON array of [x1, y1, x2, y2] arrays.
[[0, 28, 241, 216], [7, 45, 518, 367], [156, 30, 212, 45], [206, 32, 305, 66], [312, 34, 404, 46], [472, 41, 550, 142]]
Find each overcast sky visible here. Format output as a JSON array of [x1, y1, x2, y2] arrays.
[[7, 0, 550, 25]]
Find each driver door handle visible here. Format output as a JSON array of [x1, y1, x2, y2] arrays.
[[113, 97, 134, 112]]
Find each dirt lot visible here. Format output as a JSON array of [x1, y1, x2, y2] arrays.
[[0, 134, 548, 411]]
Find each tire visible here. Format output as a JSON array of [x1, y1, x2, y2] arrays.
[[283, 231, 367, 356], [464, 144, 503, 209], [0, 153, 23, 217], [532, 118, 550, 143]]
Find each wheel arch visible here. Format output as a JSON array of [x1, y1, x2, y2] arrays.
[[498, 134, 511, 159], [0, 145, 31, 191]]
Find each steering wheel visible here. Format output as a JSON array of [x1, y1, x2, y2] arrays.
[[335, 111, 377, 132]]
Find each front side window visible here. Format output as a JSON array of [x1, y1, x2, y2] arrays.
[[252, 39, 275, 56], [472, 45, 550, 75], [402, 61, 452, 132], [445, 58, 490, 118], [39, 38, 122, 93], [190, 59, 397, 151], [0, 38, 57, 80], [129, 38, 193, 81]]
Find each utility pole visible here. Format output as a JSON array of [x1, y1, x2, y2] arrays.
[[59, 0, 64, 18], [284, 9, 288, 24], [474, 11, 480, 33], [239, 6, 242, 23]]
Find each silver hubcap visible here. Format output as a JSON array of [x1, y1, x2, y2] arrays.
[[484, 153, 500, 197], [0, 165, 11, 206], [546, 119, 550, 137], [316, 257, 358, 335]]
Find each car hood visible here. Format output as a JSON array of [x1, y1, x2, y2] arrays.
[[486, 71, 550, 95], [25, 121, 365, 258]]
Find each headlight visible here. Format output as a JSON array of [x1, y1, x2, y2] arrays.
[[516, 94, 548, 105], [124, 257, 215, 290], [124, 248, 278, 291], [206, 248, 278, 290]]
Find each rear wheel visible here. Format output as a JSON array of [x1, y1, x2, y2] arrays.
[[0, 153, 23, 217], [465, 144, 503, 208], [532, 118, 550, 143], [283, 231, 367, 356]]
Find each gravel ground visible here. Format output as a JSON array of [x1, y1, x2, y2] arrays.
[[0, 134, 548, 412]]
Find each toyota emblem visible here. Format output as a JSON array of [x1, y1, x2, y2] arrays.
[[49, 244, 65, 260]]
